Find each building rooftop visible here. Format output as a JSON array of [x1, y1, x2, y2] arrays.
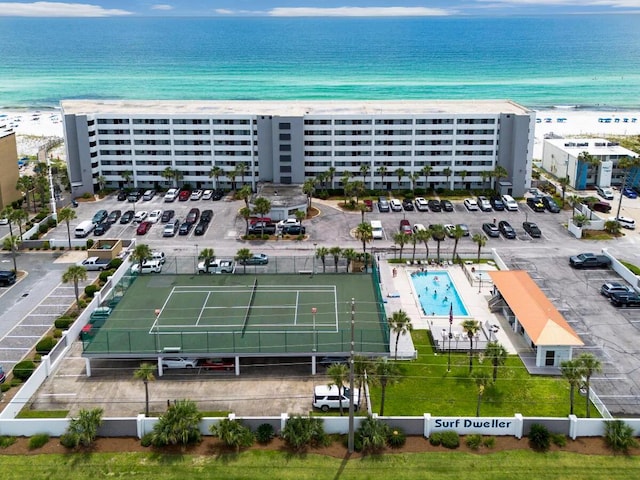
[[61, 99, 531, 116], [545, 138, 637, 157]]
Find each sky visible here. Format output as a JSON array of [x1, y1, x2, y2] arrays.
[[0, 0, 639, 17]]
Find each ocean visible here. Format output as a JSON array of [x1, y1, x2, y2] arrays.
[[1, 15, 639, 110]]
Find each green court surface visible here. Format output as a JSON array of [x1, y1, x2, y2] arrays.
[[83, 273, 388, 357]]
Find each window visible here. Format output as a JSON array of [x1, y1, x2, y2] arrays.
[[280, 155, 291, 162], [280, 144, 291, 152], [280, 165, 292, 173], [280, 176, 292, 184], [279, 122, 291, 130], [279, 133, 291, 141]]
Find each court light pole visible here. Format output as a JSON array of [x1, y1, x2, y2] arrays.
[[348, 298, 356, 453], [312, 242, 317, 277], [311, 307, 317, 351]]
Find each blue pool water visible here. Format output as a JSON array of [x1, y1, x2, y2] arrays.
[[409, 271, 469, 317]]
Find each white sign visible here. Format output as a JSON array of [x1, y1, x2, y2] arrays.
[[431, 417, 517, 435]]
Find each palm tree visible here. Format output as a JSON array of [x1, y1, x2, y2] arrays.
[[559, 176, 571, 208], [472, 371, 491, 417], [122, 170, 133, 189], [68, 408, 103, 447], [450, 224, 465, 263], [415, 227, 431, 262], [461, 319, 481, 373], [410, 231, 419, 262], [341, 248, 358, 273], [131, 243, 152, 272], [329, 246, 342, 273], [316, 246, 329, 273], [421, 165, 432, 192], [354, 222, 373, 272], [97, 175, 107, 192], [472, 233, 486, 265], [1, 206, 15, 239], [295, 209, 306, 226], [350, 180, 366, 205], [62, 265, 88, 306], [485, 341, 507, 381], [235, 248, 252, 274], [577, 353, 602, 418], [237, 184, 252, 208], [409, 172, 420, 192], [10, 209, 28, 239], [561, 359, 582, 415], [459, 170, 468, 188], [239, 206, 252, 236], [57, 207, 77, 249], [481, 170, 492, 190], [209, 166, 223, 190], [16, 176, 36, 213], [173, 170, 184, 188], [326, 362, 349, 416], [199, 248, 216, 273], [161, 167, 176, 188], [359, 164, 370, 189], [393, 231, 410, 260], [327, 166, 336, 190], [568, 194, 582, 219], [372, 357, 402, 416], [341, 171, 352, 203], [388, 310, 413, 360], [234, 162, 247, 188], [573, 213, 590, 228], [376, 165, 387, 190], [134, 363, 156, 417], [492, 165, 508, 191], [430, 224, 446, 263], [302, 178, 316, 208], [394, 167, 406, 191], [2, 235, 21, 272], [252, 197, 272, 236], [442, 167, 452, 188]]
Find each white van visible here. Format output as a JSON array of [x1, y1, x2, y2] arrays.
[[131, 259, 162, 274], [501, 194, 519, 211], [151, 250, 166, 264], [74, 220, 95, 238], [313, 385, 359, 412], [164, 188, 179, 202], [371, 220, 383, 240]]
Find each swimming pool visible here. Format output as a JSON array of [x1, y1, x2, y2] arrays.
[[409, 271, 469, 316]]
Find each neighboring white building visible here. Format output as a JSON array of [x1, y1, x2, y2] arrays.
[[61, 100, 535, 198], [542, 137, 637, 190]]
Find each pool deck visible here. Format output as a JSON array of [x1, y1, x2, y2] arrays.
[[378, 257, 526, 359]]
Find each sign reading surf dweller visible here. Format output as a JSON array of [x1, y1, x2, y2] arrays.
[[429, 416, 521, 436]]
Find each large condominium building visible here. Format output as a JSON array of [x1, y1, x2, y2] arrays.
[[61, 100, 535, 198], [0, 131, 21, 210]]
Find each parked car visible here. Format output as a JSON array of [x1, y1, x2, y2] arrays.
[[498, 220, 516, 239], [92, 209, 108, 224], [0, 270, 17, 287], [402, 199, 414, 211], [399, 219, 412, 235], [248, 222, 276, 235], [377, 197, 390, 212], [238, 253, 269, 265], [142, 189, 156, 201], [596, 186, 614, 200], [163, 219, 180, 237], [583, 198, 611, 213], [178, 190, 191, 201], [190, 189, 203, 201], [482, 222, 499, 237], [116, 190, 127, 201], [457, 223, 470, 236], [522, 221, 541, 238], [186, 208, 200, 224], [363, 199, 373, 211], [501, 194, 519, 212], [0, 365, 5, 383], [93, 222, 111, 236], [622, 186, 638, 199], [161, 357, 198, 369], [179, 222, 193, 235], [526, 197, 545, 212], [612, 216, 636, 230], [427, 199, 442, 212], [277, 218, 300, 229], [136, 221, 152, 235], [250, 217, 272, 225], [131, 259, 162, 274], [600, 282, 634, 298], [283, 225, 306, 235], [202, 189, 213, 200], [163, 188, 179, 202], [199, 358, 234, 371], [147, 209, 162, 223], [161, 210, 175, 223], [194, 221, 209, 236], [389, 198, 402, 212], [490, 196, 505, 211], [413, 223, 427, 234], [476, 196, 492, 212], [414, 197, 429, 211], [444, 224, 456, 238], [610, 291, 640, 308], [542, 196, 561, 213], [440, 199, 454, 212], [133, 211, 148, 223], [127, 190, 141, 202], [464, 198, 479, 211], [200, 209, 213, 223], [120, 210, 134, 224], [211, 189, 225, 201], [106, 209, 121, 224]]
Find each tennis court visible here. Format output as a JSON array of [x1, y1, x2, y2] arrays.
[[83, 273, 388, 357]]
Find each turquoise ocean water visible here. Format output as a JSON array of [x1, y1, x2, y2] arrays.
[[1, 15, 639, 109]]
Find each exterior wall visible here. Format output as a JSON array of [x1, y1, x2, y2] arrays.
[[0, 132, 21, 209], [536, 345, 572, 368], [62, 102, 535, 197]]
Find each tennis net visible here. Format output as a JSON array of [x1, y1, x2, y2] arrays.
[[241, 277, 258, 336]]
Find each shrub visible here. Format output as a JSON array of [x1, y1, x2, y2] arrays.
[[86, 239, 94, 248], [440, 430, 460, 449], [281, 415, 329, 452], [99, 270, 114, 282], [256, 423, 275, 444], [140, 433, 153, 447], [604, 419, 639, 453], [528, 423, 551, 452], [429, 432, 442, 446], [482, 436, 496, 448], [77, 300, 87, 309], [35, 337, 56, 354], [0, 436, 17, 448], [357, 416, 389, 453], [209, 418, 254, 451], [387, 428, 406, 449], [84, 285, 98, 298], [66, 408, 103, 447], [28, 433, 50, 450], [74, 246, 80, 251], [466, 434, 483, 450], [12, 360, 36, 380], [1, 383, 11, 392], [151, 399, 202, 447], [82, 192, 92, 199], [108, 258, 123, 269], [38, 224, 49, 234], [59, 433, 79, 449], [42, 241, 50, 249], [48, 219, 57, 228], [10, 378, 22, 387], [53, 328, 63, 338], [552, 433, 567, 447], [55, 317, 74, 329], [35, 212, 48, 221]]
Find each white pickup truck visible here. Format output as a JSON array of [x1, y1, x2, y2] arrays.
[[77, 256, 111, 271], [198, 259, 236, 274]]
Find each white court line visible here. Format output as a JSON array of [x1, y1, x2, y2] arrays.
[[195, 292, 211, 326], [294, 291, 300, 326]]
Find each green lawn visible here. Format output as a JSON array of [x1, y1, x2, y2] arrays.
[[369, 331, 594, 417], [0, 450, 636, 479]]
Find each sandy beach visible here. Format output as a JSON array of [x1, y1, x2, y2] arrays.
[[2, 107, 640, 160]]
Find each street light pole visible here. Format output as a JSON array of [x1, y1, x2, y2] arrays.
[[447, 303, 453, 373], [311, 307, 317, 350], [348, 298, 356, 453], [312, 242, 317, 277]]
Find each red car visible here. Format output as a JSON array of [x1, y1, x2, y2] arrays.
[[136, 221, 152, 235], [178, 190, 191, 201], [400, 219, 412, 235], [249, 217, 272, 225], [363, 199, 373, 212], [199, 358, 234, 371]]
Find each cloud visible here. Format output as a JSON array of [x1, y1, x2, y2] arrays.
[[268, 7, 453, 17], [151, 4, 173, 11], [215, 9, 234, 15], [0, 2, 132, 16], [475, 0, 640, 7]]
